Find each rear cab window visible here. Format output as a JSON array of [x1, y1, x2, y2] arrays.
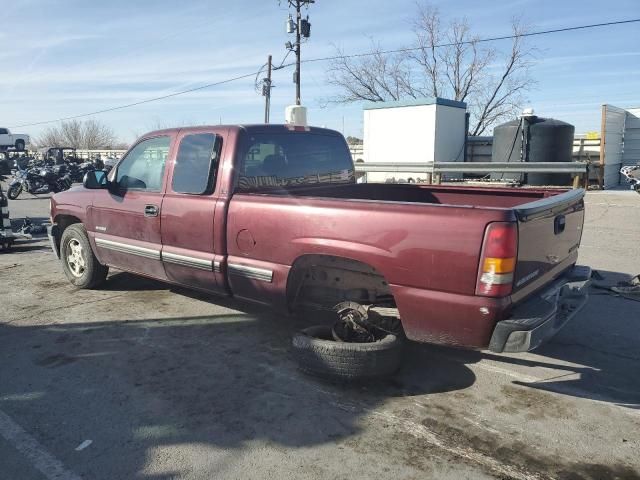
[[236, 131, 354, 191], [172, 133, 220, 195]]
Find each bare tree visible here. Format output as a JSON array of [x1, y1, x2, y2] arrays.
[[326, 4, 534, 135], [35, 127, 67, 149], [35, 119, 119, 149], [327, 41, 412, 104], [83, 119, 118, 149], [60, 120, 84, 148]]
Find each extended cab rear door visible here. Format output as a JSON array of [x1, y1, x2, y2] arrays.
[[159, 130, 225, 292], [511, 189, 585, 302], [89, 135, 173, 280]]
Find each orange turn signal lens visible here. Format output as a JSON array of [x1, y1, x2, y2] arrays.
[[482, 257, 516, 274]]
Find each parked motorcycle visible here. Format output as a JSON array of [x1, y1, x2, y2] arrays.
[[7, 164, 72, 199], [66, 161, 96, 183], [102, 156, 119, 173]]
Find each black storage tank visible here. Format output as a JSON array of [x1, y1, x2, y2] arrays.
[[491, 115, 575, 185]]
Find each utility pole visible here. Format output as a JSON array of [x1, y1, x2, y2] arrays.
[[294, 0, 302, 105], [263, 55, 273, 123], [286, 0, 313, 106]]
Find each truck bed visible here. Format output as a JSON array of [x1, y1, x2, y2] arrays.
[[228, 183, 584, 347], [255, 183, 565, 209]]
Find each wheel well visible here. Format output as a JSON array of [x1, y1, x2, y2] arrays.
[[286, 254, 393, 311], [54, 215, 82, 249]]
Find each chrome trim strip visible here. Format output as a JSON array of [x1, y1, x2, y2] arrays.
[[162, 251, 213, 271], [228, 263, 273, 283], [213, 261, 221, 273], [95, 238, 160, 260]]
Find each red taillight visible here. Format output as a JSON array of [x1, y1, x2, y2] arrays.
[[476, 222, 518, 297]]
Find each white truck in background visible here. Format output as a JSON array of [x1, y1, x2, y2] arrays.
[[0, 128, 30, 151]]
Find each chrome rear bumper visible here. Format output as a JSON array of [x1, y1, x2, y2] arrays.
[[489, 265, 591, 353]]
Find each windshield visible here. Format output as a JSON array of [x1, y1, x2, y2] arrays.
[[236, 131, 354, 191]]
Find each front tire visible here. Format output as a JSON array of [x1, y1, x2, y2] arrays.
[[7, 183, 22, 200], [15, 140, 25, 151], [60, 224, 108, 288]]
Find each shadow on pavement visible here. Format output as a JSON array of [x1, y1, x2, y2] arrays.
[[2, 266, 639, 479], [98, 268, 640, 410], [0, 310, 475, 480]]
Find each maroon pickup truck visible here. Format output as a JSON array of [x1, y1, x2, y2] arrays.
[[48, 124, 590, 353]]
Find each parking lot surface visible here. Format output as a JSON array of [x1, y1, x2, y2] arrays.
[[1, 188, 639, 480]]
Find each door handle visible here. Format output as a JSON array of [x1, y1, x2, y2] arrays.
[[144, 205, 159, 217]]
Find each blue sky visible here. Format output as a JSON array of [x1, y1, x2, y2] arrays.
[[1, 0, 639, 143]]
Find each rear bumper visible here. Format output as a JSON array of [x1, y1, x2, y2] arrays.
[[488, 265, 591, 353]]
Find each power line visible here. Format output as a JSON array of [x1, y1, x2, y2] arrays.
[[277, 18, 640, 69], [11, 17, 639, 128], [10, 71, 261, 128]]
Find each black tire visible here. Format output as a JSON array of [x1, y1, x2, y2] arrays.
[[292, 325, 403, 381], [7, 183, 22, 200], [60, 224, 108, 289], [15, 140, 25, 152]]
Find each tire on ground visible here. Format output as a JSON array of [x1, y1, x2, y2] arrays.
[[7, 184, 22, 200], [60, 223, 108, 289], [292, 325, 403, 380]]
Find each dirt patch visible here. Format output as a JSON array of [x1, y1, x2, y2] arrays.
[[557, 463, 640, 480], [34, 353, 78, 368], [496, 384, 572, 420], [36, 279, 67, 289], [418, 404, 639, 480]]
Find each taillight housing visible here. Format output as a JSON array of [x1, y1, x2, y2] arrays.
[[476, 222, 518, 297]]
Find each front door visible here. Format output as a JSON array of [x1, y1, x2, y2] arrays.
[[160, 131, 223, 292], [88, 135, 173, 280]]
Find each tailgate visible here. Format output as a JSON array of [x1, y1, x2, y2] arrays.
[[512, 189, 585, 298]]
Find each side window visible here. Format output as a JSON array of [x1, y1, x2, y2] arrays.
[[172, 133, 219, 194], [116, 136, 170, 191], [0, 128, 8, 135]]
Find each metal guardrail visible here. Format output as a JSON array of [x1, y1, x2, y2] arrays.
[[353, 161, 588, 174], [74, 149, 127, 160], [353, 161, 590, 188]]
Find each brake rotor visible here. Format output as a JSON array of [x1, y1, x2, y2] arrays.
[[332, 301, 375, 343]]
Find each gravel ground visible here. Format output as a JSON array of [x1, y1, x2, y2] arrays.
[[0, 187, 639, 480]]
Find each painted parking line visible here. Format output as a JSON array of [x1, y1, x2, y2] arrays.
[[0, 409, 82, 480]]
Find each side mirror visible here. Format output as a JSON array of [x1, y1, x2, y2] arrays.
[[83, 170, 108, 189]]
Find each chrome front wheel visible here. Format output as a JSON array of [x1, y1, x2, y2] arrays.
[[59, 224, 108, 288], [66, 238, 86, 277]]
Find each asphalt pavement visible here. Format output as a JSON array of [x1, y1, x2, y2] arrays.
[[0, 187, 639, 480]]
